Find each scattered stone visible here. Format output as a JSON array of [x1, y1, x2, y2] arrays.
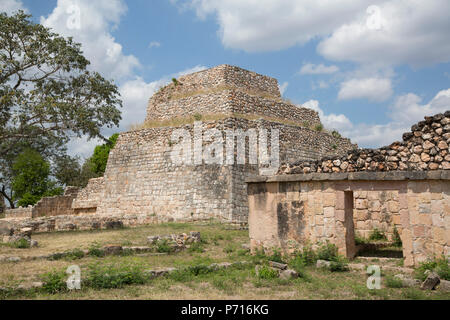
[[420, 272, 440, 290], [316, 260, 331, 269], [437, 279, 450, 292], [30, 240, 39, 248], [7, 257, 20, 263], [102, 245, 123, 255], [279, 269, 298, 280], [269, 261, 288, 270]]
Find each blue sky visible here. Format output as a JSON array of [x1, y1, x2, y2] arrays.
[[2, 0, 450, 158]]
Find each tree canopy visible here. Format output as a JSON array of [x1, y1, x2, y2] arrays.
[[12, 149, 63, 207], [0, 11, 122, 208]]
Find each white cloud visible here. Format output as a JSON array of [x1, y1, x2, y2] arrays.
[[41, 0, 139, 80], [318, 1, 450, 67], [148, 41, 161, 48], [302, 100, 353, 133], [279, 82, 289, 96], [338, 77, 393, 102], [299, 63, 339, 75], [312, 80, 329, 90], [0, 0, 26, 14], [186, 1, 450, 67], [187, 0, 372, 52], [304, 88, 450, 148]]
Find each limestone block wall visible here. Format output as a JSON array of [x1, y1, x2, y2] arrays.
[[4, 187, 79, 219], [73, 117, 355, 223], [353, 190, 402, 240], [146, 65, 280, 121], [72, 177, 105, 215], [247, 171, 449, 267], [280, 111, 450, 174], [5, 206, 33, 219]]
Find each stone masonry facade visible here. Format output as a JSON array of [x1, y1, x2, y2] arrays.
[[247, 113, 450, 267]]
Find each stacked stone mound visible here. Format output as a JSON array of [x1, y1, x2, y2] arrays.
[[279, 111, 450, 175], [67, 65, 356, 223]]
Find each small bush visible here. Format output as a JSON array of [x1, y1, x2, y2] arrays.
[[316, 241, 339, 261], [368, 228, 387, 241], [267, 248, 285, 263], [289, 256, 307, 278], [11, 238, 30, 249], [314, 124, 323, 132], [65, 249, 85, 260], [172, 78, 179, 86], [155, 240, 174, 254], [331, 130, 341, 138], [415, 256, 450, 281], [385, 275, 403, 288], [87, 245, 105, 258], [329, 257, 349, 272], [85, 264, 147, 289], [294, 245, 317, 266], [257, 265, 279, 280], [193, 113, 202, 121], [40, 270, 68, 294]]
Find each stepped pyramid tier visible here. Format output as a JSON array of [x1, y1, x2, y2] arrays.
[[72, 65, 357, 223]]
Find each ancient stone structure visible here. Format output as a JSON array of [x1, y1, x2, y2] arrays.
[[67, 65, 354, 223], [4, 187, 80, 219], [247, 113, 450, 267]]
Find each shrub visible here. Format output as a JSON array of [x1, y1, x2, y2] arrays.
[[65, 249, 85, 260], [40, 270, 68, 294], [368, 228, 387, 241], [85, 264, 147, 289], [314, 124, 323, 132], [172, 78, 179, 86], [385, 275, 403, 288], [414, 256, 449, 281], [329, 257, 349, 272], [331, 130, 341, 138], [316, 241, 339, 261], [11, 238, 30, 249], [294, 245, 317, 266], [87, 245, 105, 257], [257, 265, 279, 280], [289, 256, 307, 278], [267, 248, 285, 263], [193, 113, 202, 121], [155, 240, 174, 254]]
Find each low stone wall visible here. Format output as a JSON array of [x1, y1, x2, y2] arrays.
[[0, 213, 160, 234], [5, 206, 33, 219], [4, 187, 79, 219], [279, 111, 450, 174], [247, 170, 449, 267]]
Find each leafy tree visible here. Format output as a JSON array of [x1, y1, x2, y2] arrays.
[[12, 149, 63, 207], [90, 133, 119, 175], [52, 154, 100, 188], [0, 11, 122, 208]]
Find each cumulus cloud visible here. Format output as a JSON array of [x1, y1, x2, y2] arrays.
[[185, 1, 450, 68], [299, 63, 339, 75], [338, 77, 393, 102], [41, 0, 139, 80], [0, 0, 26, 14], [304, 88, 450, 148], [187, 0, 371, 52], [318, 0, 450, 67]]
